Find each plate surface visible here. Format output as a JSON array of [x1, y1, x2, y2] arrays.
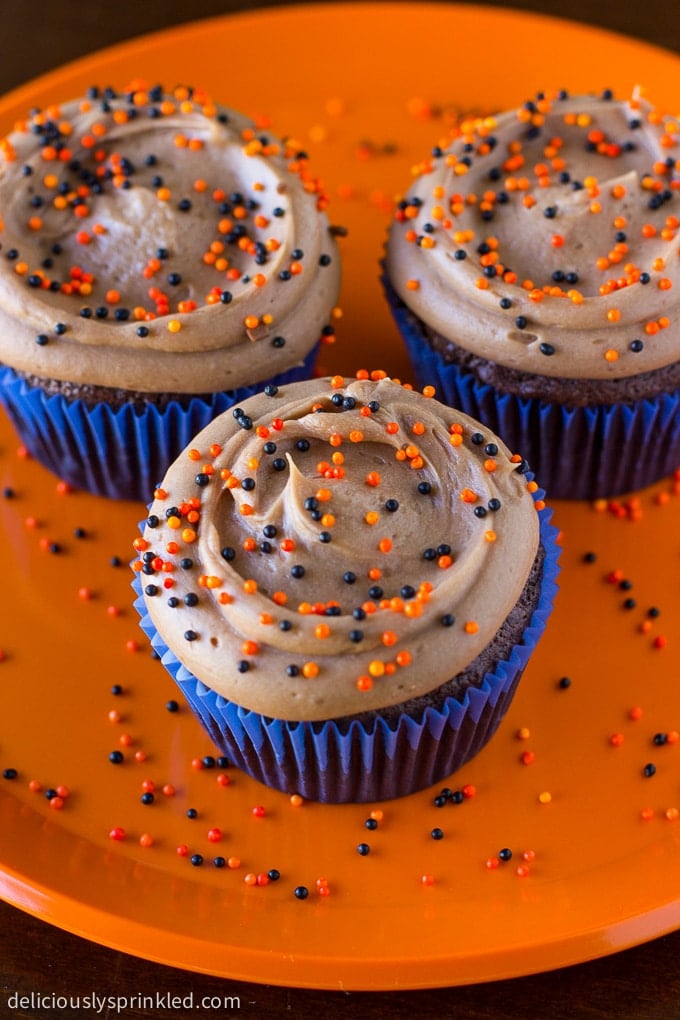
[[0, 2, 679, 992]]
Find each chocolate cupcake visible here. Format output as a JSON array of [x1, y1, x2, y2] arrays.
[[0, 82, 341, 499], [133, 373, 559, 802], [384, 88, 680, 499]]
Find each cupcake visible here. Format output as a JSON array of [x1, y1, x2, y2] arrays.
[[133, 373, 559, 803], [384, 88, 680, 500], [0, 82, 341, 500]]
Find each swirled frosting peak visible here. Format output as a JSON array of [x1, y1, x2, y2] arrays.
[[386, 88, 680, 380], [136, 374, 542, 721], [0, 83, 340, 392]]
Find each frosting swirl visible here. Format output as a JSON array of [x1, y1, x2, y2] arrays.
[[386, 89, 680, 380], [136, 375, 541, 721], [0, 83, 340, 392]]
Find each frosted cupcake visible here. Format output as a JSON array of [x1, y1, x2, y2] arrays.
[[384, 88, 680, 500], [133, 373, 559, 803], [0, 82, 341, 500]]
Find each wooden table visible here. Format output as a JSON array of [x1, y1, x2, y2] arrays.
[[1, 2, 679, 1017]]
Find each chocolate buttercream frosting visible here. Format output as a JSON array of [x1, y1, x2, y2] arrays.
[[0, 83, 340, 393], [386, 88, 679, 382], [136, 374, 542, 721]]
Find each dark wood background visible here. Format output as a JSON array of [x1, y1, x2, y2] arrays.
[[1, 1, 680, 1017]]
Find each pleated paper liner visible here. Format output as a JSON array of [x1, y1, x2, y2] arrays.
[[0, 345, 319, 501], [384, 280, 680, 501]]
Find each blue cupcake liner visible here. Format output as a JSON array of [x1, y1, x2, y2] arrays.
[[385, 281, 680, 500], [0, 346, 318, 502], [132, 502, 560, 803]]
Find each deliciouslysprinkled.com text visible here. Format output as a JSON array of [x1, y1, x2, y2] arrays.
[[6, 991, 241, 1013]]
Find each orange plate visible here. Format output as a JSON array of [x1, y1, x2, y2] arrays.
[[1, 2, 680, 992]]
